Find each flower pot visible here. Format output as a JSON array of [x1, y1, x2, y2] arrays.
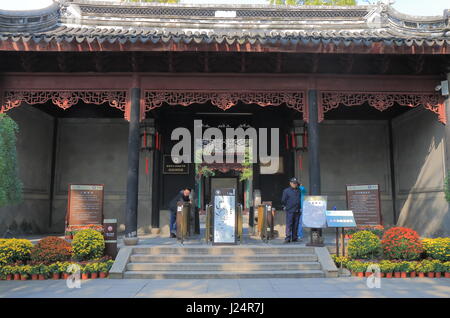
[[99, 272, 107, 279], [357, 272, 364, 278], [52, 273, 60, 280], [435, 272, 441, 278], [81, 273, 89, 280], [418, 272, 425, 278], [365, 272, 372, 278], [386, 273, 392, 278], [13, 274, 20, 280], [380, 273, 385, 278], [410, 271, 416, 278], [445, 272, 450, 278], [6, 275, 12, 281], [38, 274, 45, 280], [394, 272, 401, 278], [427, 272, 435, 278], [91, 272, 98, 279], [31, 274, 38, 280], [20, 275, 28, 281], [401, 272, 407, 279], [63, 273, 70, 280]]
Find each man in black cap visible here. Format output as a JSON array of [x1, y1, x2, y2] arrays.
[[281, 178, 301, 243], [168, 187, 191, 238]]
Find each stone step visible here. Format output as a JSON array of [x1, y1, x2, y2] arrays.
[[123, 270, 326, 279], [126, 262, 322, 271], [132, 246, 315, 255], [130, 254, 319, 263]]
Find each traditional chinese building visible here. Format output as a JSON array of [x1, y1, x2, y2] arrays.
[[0, 0, 449, 238]]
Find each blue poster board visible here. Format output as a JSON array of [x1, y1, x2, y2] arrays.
[[325, 210, 357, 228]]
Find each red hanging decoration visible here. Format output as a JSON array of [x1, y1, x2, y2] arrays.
[[298, 154, 303, 171], [145, 157, 149, 175], [291, 131, 296, 148]]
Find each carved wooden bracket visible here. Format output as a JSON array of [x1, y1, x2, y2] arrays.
[[144, 90, 306, 118], [319, 91, 446, 124], [0, 90, 128, 116]]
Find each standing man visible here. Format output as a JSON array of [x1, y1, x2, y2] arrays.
[[281, 178, 301, 243], [297, 183, 307, 242], [168, 187, 191, 238]]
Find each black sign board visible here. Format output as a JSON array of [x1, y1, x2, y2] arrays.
[[346, 184, 382, 226], [163, 155, 189, 174]]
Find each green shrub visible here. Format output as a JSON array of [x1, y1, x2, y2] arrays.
[[422, 238, 450, 261], [71, 229, 105, 261], [416, 260, 434, 273], [30, 236, 72, 264], [0, 239, 33, 265], [381, 227, 423, 260], [347, 231, 381, 259], [379, 260, 395, 273]]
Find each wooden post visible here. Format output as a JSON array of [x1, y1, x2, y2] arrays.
[[307, 89, 323, 246], [125, 87, 141, 239]]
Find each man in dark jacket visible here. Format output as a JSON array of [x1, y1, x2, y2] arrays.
[[281, 178, 301, 243], [168, 188, 191, 238]]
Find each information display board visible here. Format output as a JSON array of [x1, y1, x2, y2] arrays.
[[67, 184, 104, 226], [213, 188, 236, 244], [302, 196, 327, 228], [163, 155, 189, 174], [346, 184, 382, 226], [325, 210, 357, 228]]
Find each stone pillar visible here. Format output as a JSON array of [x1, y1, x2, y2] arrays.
[[124, 87, 141, 242], [307, 89, 323, 246]]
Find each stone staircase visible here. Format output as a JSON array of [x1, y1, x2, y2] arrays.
[[120, 245, 326, 279]]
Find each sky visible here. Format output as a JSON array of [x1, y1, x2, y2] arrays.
[[0, 0, 448, 16]]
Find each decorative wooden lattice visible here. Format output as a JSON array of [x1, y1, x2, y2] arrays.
[[144, 90, 306, 118], [319, 91, 446, 124], [0, 90, 128, 114]]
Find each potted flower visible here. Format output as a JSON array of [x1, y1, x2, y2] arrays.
[[416, 260, 433, 278], [36, 264, 48, 280], [61, 262, 71, 279], [409, 262, 417, 278], [380, 261, 394, 278], [81, 264, 90, 280], [19, 265, 31, 281], [432, 260, 444, 278], [12, 265, 20, 280], [393, 262, 402, 278], [90, 262, 99, 279], [2, 265, 14, 280], [98, 262, 108, 278], [30, 265, 39, 280], [48, 263, 61, 280], [444, 262, 450, 278]]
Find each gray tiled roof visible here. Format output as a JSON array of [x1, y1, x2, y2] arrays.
[[0, 1, 449, 48]]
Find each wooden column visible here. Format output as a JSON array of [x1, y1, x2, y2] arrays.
[[125, 87, 141, 238], [307, 89, 323, 246]]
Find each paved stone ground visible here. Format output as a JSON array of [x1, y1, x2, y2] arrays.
[[1, 278, 450, 298]]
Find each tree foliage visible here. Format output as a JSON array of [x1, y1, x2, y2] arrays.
[[269, 0, 357, 5], [0, 114, 22, 207]]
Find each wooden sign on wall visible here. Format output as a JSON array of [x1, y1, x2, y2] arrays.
[[346, 184, 382, 226], [67, 184, 104, 226]]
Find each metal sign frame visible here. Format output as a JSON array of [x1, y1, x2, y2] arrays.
[[212, 188, 238, 245]]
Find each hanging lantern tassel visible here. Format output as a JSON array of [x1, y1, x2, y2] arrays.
[[298, 154, 303, 171], [145, 157, 149, 175], [291, 131, 296, 149]]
